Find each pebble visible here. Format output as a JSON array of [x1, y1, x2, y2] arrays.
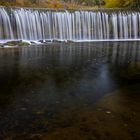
[[55, 101, 60, 104], [20, 107, 27, 111], [124, 123, 128, 127], [106, 111, 111, 114], [25, 99, 30, 102], [97, 108, 103, 111]]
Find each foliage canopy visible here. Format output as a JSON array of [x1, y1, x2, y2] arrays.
[[0, 0, 139, 8]]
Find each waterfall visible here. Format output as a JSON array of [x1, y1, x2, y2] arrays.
[[0, 7, 140, 41]]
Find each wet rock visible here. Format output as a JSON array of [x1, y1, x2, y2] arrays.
[[0, 44, 4, 47], [55, 101, 60, 104], [20, 107, 27, 111], [119, 61, 140, 80], [25, 99, 30, 103], [3, 40, 31, 47], [39, 40, 46, 43], [97, 108, 103, 111], [53, 39, 62, 43], [106, 111, 111, 114], [67, 40, 74, 43], [30, 41, 42, 44]]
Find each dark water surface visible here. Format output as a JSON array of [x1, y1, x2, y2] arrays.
[[0, 42, 140, 140]]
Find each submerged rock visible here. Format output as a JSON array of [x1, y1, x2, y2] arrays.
[[106, 111, 111, 114], [120, 61, 140, 80]]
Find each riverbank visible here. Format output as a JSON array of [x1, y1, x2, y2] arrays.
[[32, 85, 140, 140], [2, 84, 140, 140]]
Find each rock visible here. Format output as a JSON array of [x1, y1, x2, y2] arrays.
[[25, 99, 30, 103], [53, 39, 62, 43], [4, 45, 16, 48], [39, 40, 46, 43], [4, 40, 31, 46], [118, 61, 140, 80], [97, 108, 103, 111], [30, 41, 42, 44], [67, 40, 74, 43], [21, 40, 31, 45], [44, 40, 53, 43], [55, 101, 60, 104], [106, 111, 111, 114], [20, 107, 27, 111], [0, 43, 4, 47]]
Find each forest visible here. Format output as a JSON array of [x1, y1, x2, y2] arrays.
[[0, 0, 139, 8]]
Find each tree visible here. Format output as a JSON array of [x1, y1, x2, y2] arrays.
[[104, 0, 140, 8], [92, 0, 104, 7]]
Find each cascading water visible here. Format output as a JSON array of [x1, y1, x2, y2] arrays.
[[0, 7, 140, 41]]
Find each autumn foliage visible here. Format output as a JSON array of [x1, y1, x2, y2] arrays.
[[104, 0, 139, 8], [0, 0, 139, 8]]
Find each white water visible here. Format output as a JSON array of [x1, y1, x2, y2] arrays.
[[0, 8, 140, 41]]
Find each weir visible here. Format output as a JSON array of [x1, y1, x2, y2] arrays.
[[0, 7, 140, 41]]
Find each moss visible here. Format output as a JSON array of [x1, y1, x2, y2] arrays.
[[4, 41, 30, 46]]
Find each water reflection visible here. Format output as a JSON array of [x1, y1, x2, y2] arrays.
[[0, 42, 140, 103], [0, 42, 139, 65], [0, 42, 140, 139]]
